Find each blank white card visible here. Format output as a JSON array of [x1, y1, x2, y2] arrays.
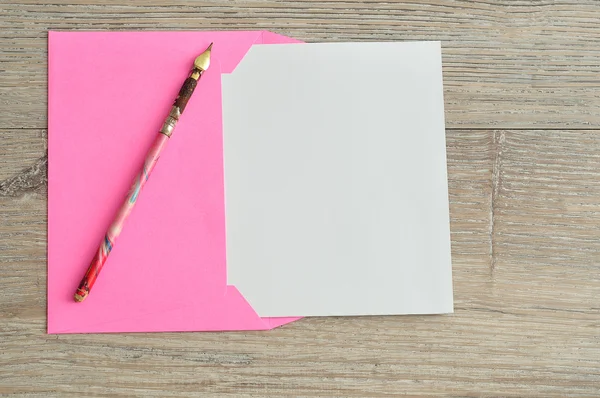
[[222, 42, 453, 317]]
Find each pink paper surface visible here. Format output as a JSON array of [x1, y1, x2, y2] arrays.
[[48, 31, 302, 333]]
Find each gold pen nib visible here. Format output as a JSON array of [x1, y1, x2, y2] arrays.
[[194, 43, 213, 72]]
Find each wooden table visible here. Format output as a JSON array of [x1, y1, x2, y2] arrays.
[[1, 1, 599, 396]]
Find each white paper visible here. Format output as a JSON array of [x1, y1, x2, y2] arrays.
[[222, 41, 453, 317]]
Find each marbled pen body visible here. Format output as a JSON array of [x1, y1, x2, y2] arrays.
[[74, 44, 213, 302]]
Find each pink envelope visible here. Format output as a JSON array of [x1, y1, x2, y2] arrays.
[[48, 31, 302, 333]]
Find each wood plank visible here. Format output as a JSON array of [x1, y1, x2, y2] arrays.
[[493, 130, 600, 315], [0, 130, 46, 182], [1, 1, 600, 129], [1, 129, 599, 395]]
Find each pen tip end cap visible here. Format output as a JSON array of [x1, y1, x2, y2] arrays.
[[74, 292, 87, 303]]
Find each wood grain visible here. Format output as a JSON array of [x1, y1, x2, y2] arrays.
[[1, 0, 600, 396], [2, 129, 599, 396], [2, 0, 600, 129]]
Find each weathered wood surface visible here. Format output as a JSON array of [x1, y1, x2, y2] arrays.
[[1, 1, 599, 396], [3, 0, 600, 129]]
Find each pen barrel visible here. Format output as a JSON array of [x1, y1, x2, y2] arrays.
[[75, 66, 205, 302], [75, 133, 170, 300], [174, 76, 198, 113], [159, 76, 199, 138]]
